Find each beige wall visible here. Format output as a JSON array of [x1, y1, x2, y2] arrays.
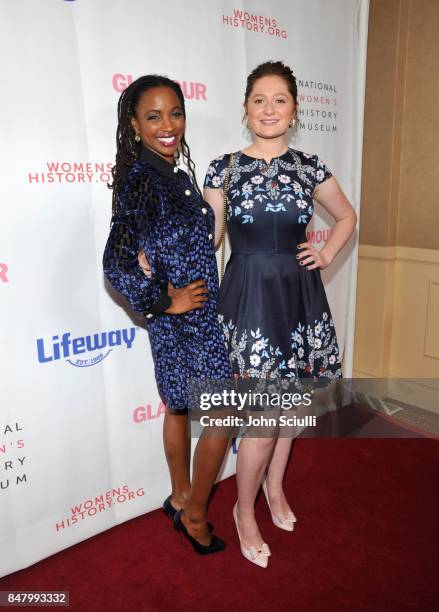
[[354, 0, 439, 377]]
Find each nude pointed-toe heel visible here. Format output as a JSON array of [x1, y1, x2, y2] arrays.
[[262, 480, 296, 532], [233, 502, 271, 568]]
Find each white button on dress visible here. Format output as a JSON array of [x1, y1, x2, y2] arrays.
[[208, 233, 213, 240], [185, 189, 191, 196], [146, 313, 153, 319], [201, 207, 207, 214]]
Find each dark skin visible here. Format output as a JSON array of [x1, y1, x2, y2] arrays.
[[132, 86, 226, 546], [131, 86, 209, 315]]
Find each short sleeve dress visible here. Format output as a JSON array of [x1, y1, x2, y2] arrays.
[[204, 148, 341, 380], [103, 146, 231, 412]]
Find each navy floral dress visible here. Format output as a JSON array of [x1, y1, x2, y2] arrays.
[[103, 146, 231, 412], [204, 148, 342, 380]]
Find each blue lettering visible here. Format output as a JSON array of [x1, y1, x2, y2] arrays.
[[122, 327, 136, 349], [53, 335, 60, 360], [72, 337, 86, 354], [60, 332, 71, 357], [37, 327, 136, 365], [86, 333, 107, 352], [36, 338, 53, 363], [108, 330, 121, 347]]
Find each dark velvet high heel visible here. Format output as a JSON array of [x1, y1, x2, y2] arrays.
[[173, 510, 225, 555], [162, 496, 214, 532]]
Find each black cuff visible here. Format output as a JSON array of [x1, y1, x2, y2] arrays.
[[144, 289, 172, 321]]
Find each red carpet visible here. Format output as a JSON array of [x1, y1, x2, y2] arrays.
[[1, 439, 438, 611]]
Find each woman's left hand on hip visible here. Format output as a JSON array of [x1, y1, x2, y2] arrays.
[[296, 241, 330, 270]]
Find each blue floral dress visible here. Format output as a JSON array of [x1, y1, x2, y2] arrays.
[[103, 146, 231, 412], [204, 148, 342, 380]]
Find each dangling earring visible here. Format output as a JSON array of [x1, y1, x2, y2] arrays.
[[289, 117, 297, 128], [245, 117, 252, 132], [134, 133, 141, 142], [173, 148, 180, 173]]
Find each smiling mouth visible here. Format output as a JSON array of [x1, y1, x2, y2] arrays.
[[157, 135, 178, 146], [260, 119, 279, 125]]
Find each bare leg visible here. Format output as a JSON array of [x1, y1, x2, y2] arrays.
[[163, 409, 191, 509], [265, 437, 295, 516], [181, 435, 230, 545], [235, 436, 276, 547]]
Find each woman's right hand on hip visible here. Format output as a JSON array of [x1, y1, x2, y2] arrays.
[[165, 280, 209, 314]]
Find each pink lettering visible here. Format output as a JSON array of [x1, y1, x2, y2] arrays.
[[133, 402, 166, 422], [0, 263, 8, 283], [195, 82, 207, 100], [181, 81, 195, 100], [112, 73, 133, 93]]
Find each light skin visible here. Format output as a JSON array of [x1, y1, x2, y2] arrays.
[[205, 74, 356, 549], [133, 86, 228, 547], [139, 75, 357, 550]]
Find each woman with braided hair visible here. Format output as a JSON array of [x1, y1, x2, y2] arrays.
[[203, 61, 357, 567], [103, 75, 231, 555]]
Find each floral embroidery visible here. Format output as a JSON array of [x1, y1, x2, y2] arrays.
[[207, 150, 339, 385], [204, 149, 331, 225], [220, 312, 341, 380]]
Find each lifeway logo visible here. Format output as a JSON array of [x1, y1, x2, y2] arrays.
[[0, 263, 8, 283], [112, 74, 207, 100], [36, 327, 136, 367], [222, 9, 287, 38]]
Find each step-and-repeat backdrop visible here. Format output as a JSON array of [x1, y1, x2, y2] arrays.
[[0, 0, 369, 577]]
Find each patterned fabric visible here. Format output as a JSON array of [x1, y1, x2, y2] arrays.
[[204, 148, 341, 380], [104, 146, 231, 412]]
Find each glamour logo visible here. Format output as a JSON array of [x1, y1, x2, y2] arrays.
[[0, 262, 8, 283], [133, 402, 166, 422], [36, 327, 136, 367], [112, 74, 207, 100], [307, 229, 333, 245], [222, 9, 287, 38]]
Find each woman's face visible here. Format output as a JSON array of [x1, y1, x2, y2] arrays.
[[245, 75, 296, 139], [131, 86, 185, 162]]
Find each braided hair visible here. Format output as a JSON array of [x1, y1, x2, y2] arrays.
[[244, 60, 298, 107], [109, 75, 200, 215]]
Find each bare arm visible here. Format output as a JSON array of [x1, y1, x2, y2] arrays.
[[203, 187, 225, 249], [297, 177, 357, 270]]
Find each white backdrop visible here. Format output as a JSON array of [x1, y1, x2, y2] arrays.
[[0, 0, 369, 577]]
